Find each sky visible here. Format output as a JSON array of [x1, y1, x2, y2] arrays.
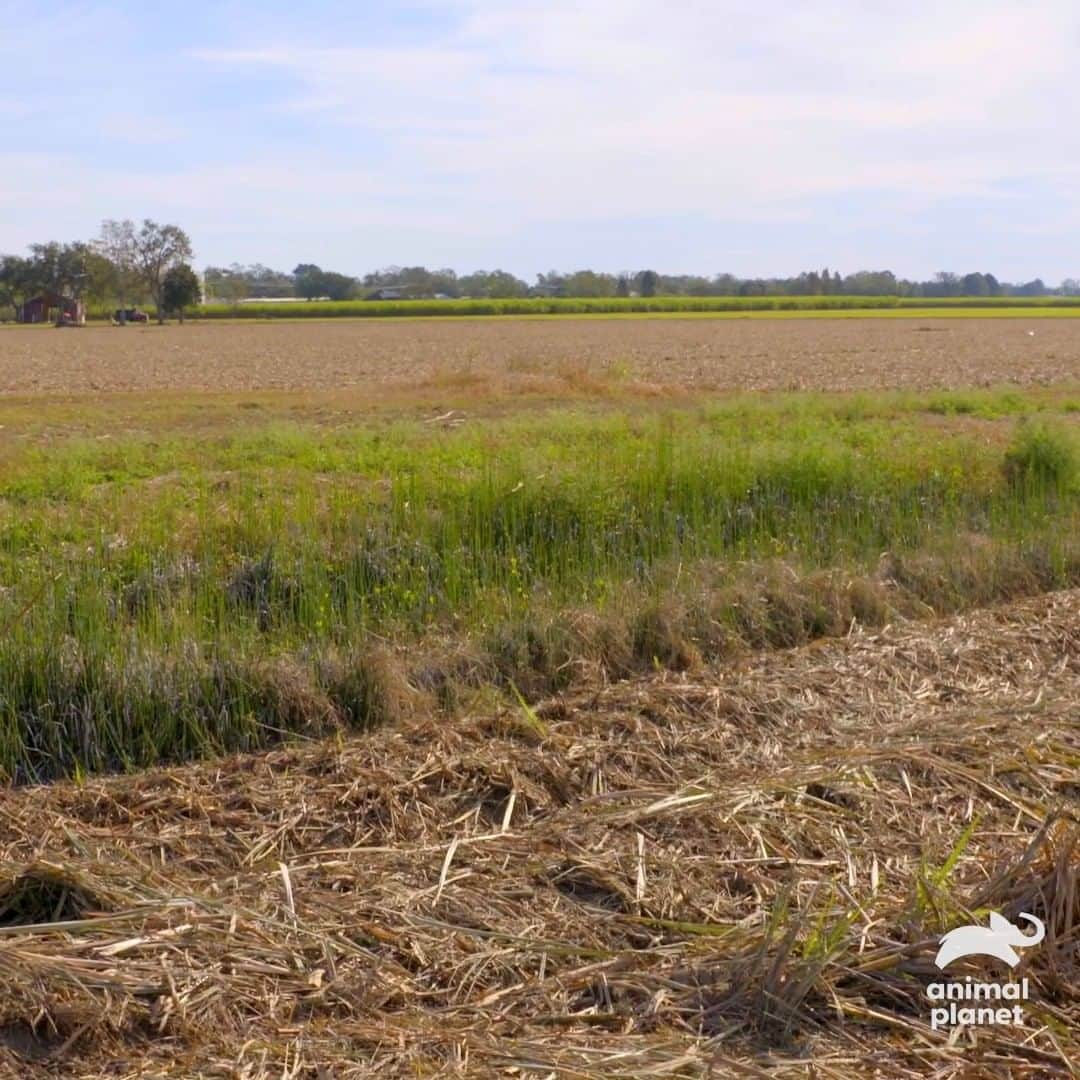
[[2, 1, 1080, 283]]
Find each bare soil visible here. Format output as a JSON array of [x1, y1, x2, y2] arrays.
[[2, 318, 1079, 395], [1, 590, 1076, 1077]]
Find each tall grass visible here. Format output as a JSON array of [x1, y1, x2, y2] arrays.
[[0, 402, 1076, 781]]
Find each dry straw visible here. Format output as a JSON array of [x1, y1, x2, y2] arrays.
[[0, 590, 1076, 1077]]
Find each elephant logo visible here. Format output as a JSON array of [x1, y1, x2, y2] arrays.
[[935, 912, 1045, 970]]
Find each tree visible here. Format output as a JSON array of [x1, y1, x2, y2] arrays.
[[83, 248, 121, 308], [639, 270, 659, 297], [293, 264, 324, 300], [27, 242, 93, 298], [361, 265, 457, 298], [564, 270, 617, 297], [1014, 278, 1047, 297], [95, 219, 142, 318], [929, 272, 961, 298], [843, 270, 898, 296], [484, 270, 529, 298], [455, 269, 529, 298], [293, 263, 355, 300], [320, 271, 357, 301], [204, 265, 249, 304], [961, 272, 991, 297], [162, 264, 202, 322], [534, 271, 566, 297], [242, 263, 295, 297], [0, 255, 37, 319], [130, 220, 194, 323], [2, 245, 95, 320]]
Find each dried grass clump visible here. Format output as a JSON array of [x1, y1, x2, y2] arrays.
[[320, 644, 417, 730], [0, 863, 113, 926], [631, 600, 702, 671], [242, 656, 337, 733], [405, 544, 1080, 714]]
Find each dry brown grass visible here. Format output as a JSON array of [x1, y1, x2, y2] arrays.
[[2, 318, 1080, 397], [0, 590, 1076, 1077]]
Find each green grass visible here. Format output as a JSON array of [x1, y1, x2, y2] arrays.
[[0, 395, 1076, 782], [198, 296, 908, 319], [61, 294, 1080, 322]]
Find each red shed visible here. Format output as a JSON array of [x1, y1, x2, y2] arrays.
[[16, 291, 86, 325]]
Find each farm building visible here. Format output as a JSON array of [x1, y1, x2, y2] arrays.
[[366, 286, 410, 301], [17, 291, 86, 325]]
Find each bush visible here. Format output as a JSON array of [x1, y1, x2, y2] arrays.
[[1002, 423, 1077, 491]]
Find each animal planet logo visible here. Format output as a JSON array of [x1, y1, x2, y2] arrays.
[[927, 912, 1044, 1031]]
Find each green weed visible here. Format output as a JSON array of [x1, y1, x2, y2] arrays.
[[0, 400, 1075, 781]]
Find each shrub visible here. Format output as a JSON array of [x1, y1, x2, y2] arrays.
[[1002, 422, 1077, 491]]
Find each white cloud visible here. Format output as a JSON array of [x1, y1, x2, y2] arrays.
[[192, 0, 1080, 226], [5, 1, 1080, 276]]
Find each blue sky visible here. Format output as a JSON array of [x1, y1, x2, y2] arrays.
[[3, 1, 1079, 282]]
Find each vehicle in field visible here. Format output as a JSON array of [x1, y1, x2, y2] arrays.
[[114, 308, 150, 324]]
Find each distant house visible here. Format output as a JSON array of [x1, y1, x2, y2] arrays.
[[17, 291, 86, 325], [366, 286, 410, 301], [531, 284, 566, 298], [235, 296, 329, 303]]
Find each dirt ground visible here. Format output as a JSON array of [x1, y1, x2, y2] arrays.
[[2, 318, 1079, 396], [0, 590, 1076, 1077]]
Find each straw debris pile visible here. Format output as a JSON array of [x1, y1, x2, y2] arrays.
[[0, 591, 1077, 1077]]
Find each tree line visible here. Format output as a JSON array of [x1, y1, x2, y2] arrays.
[[203, 264, 535, 302], [5, 221, 1078, 317], [0, 220, 201, 323], [206, 263, 1075, 301]]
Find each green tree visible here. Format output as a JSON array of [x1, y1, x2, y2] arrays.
[[95, 219, 143, 318], [27, 241, 95, 299], [961, 272, 991, 297], [563, 270, 617, 297], [1014, 278, 1047, 297], [293, 263, 355, 300], [455, 269, 528, 298], [204, 265, 250, 304], [485, 270, 529, 298], [293, 264, 323, 299], [83, 249, 120, 309], [0, 255, 37, 319], [639, 269, 659, 297], [131, 220, 194, 323], [320, 271, 357, 301], [162, 264, 202, 322]]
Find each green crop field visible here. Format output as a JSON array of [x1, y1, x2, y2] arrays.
[[1, 389, 1076, 783], [62, 294, 1080, 322]]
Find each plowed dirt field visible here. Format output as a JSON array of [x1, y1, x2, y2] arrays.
[[3, 317, 1079, 395]]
